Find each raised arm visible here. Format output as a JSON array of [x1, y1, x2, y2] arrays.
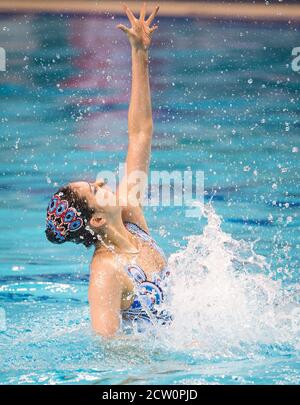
[[117, 3, 159, 232]]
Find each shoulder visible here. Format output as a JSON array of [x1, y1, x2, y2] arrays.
[[90, 252, 116, 271], [89, 253, 120, 286], [88, 254, 124, 305]]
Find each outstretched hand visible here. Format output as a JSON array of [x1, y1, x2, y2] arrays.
[[117, 2, 159, 51]]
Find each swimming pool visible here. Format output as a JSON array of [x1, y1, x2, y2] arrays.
[[0, 13, 299, 384]]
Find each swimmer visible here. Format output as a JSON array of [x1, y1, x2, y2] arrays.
[[45, 3, 171, 338]]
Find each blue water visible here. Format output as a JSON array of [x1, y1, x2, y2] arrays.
[[0, 13, 299, 384]]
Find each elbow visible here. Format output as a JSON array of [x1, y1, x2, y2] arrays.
[[142, 121, 153, 136], [91, 320, 119, 339], [129, 122, 153, 138], [93, 326, 118, 339], [95, 330, 117, 339], [143, 121, 153, 135], [129, 129, 153, 144]]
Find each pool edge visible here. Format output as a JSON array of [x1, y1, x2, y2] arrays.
[[0, 1, 300, 22]]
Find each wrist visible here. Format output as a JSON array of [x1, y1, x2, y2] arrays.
[[131, 46, 149, 56]]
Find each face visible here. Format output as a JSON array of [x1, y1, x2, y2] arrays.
[[70, 179, 120, 221]]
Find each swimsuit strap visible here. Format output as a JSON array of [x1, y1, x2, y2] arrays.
[[124, 222, 167, 261]]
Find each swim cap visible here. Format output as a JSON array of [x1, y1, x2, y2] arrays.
[[46, 192, 83, 244]]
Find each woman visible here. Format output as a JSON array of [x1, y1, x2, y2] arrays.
[[45, 3, 171, 338]]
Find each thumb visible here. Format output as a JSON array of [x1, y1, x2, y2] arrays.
[[150, 25, 159, 33], [116, 24, 129, 34]]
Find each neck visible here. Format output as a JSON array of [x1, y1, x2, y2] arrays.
[[94, 214, 138, 254]]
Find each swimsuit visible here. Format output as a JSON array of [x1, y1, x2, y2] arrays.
[[121, 222, 172, 327]]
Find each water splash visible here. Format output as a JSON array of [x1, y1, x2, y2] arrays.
[[158, 204, 300, 358], [1, 204, 299, 384]]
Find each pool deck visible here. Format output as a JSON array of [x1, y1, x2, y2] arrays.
[[1, 1, 300, 21]]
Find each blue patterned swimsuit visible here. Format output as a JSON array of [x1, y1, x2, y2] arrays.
[[121, 222, 172, 327]]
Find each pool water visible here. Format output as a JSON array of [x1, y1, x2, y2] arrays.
[[0, 13, 299, 384]]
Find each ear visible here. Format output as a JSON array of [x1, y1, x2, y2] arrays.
[[89, 215, 106, 229]]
